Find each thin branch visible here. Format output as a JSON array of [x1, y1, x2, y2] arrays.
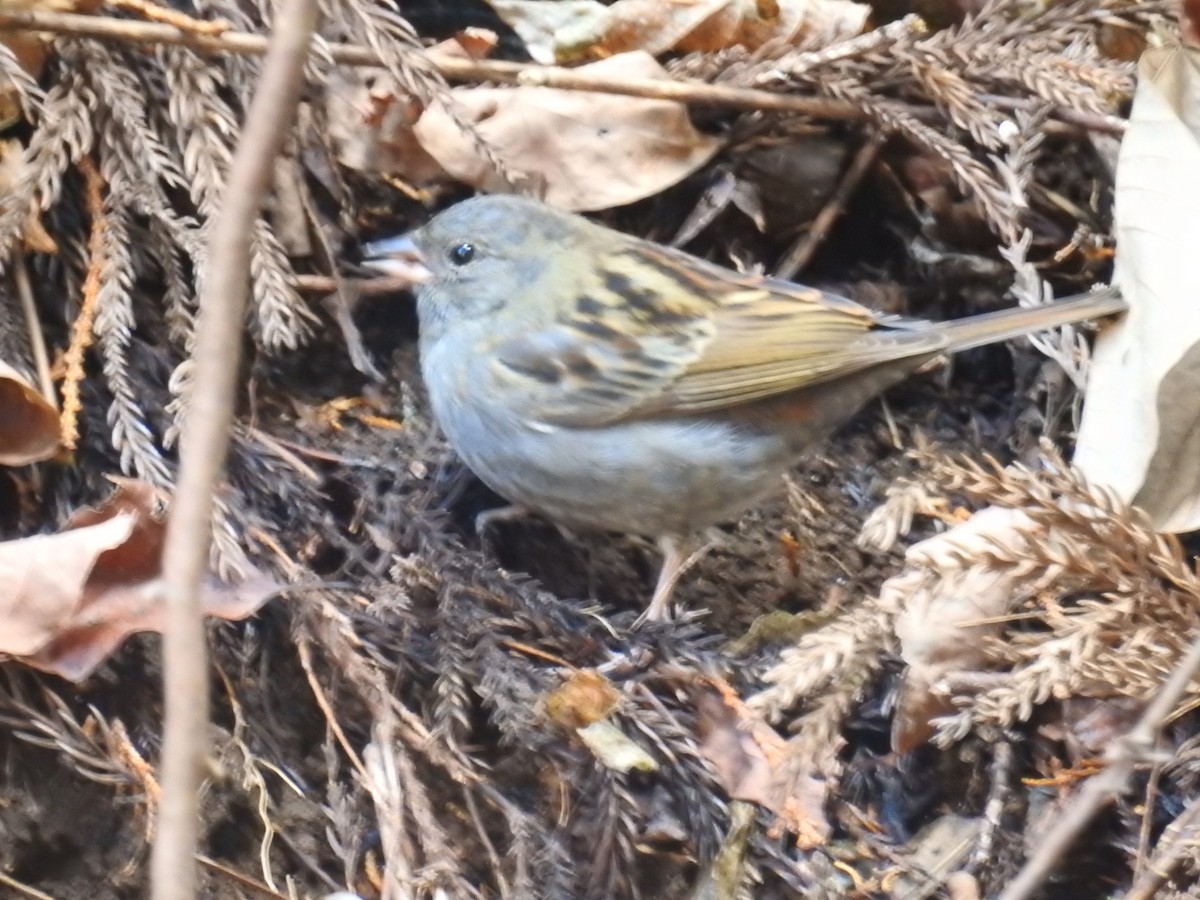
[[0, 9, 1126, 134], [997, 630, 1200, 900], [1123, 794, 1200, 900], [13, 256, 54, 410], [195, 855, 291, 900], [774, 133, 886, 279], [151, 0, 319, 897], [0, 871, 57, 900], [59, 156, 105, 449]]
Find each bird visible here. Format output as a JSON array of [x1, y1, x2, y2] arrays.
[[362, 194, 1126, 621]]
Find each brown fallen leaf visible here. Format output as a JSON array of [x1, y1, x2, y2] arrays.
[[695, 678, 830, 846], [0, 478, 279, 681], [541, 669, 658, 772], [543, 668, 622, 729], [596, 0, 869, 56], [413, 51, 722, 211], [883, 506, 1057, 753], [0, 359, 59, 466], [486, 0, 868, 62], [327, 30, 497, 182]]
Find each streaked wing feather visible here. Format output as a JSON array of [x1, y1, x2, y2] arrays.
[[489, 236, 947, 427]]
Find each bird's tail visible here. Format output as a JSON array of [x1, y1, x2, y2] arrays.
[[936, 285, 1126, 353]]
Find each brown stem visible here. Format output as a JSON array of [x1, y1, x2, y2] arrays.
[[997, 631, 1200, 900], [774, 134, 886, 280], [0, 9, 1125, 134], [150, 0, 319, 896]]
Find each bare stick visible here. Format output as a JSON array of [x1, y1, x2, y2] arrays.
[[150, 0, 318, 897], [1123, 794, 1200, 900], [997, 631, 1200, 900], [13, 256, 54, 409], [774, 134, 886, 280], [0, 10, 1125, 134]]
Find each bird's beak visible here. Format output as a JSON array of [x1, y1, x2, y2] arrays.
[[361, 234, 434, 285]]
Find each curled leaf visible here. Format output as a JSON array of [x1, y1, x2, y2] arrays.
[[0, 478, 279, 681], [0, 360, 58, 466], [1075, 41, 1200, 531], [485, 0, 868, 62], [413, 52, 722, 211]]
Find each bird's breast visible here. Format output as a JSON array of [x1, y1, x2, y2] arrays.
[[420, 334, 794, 536]]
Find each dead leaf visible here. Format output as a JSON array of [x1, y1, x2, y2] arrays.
[[695, 680, 830, 846], [484, 0, 608, 64], [0, 360, 58, 465], [541, 670, 656, 772], [889, 815, 984, 899], [326, 30, 497, 181], [576, 719, 659, 772], [1184, 0, 1200, 48], [596, 0, 868, 57], [1057, 697, 1143, 758], [326, 69, 447, 183], [884, 507, 1047, 753], [0, 479, 279, 681], [1074, 40, 1200, 531], [413, 52, 722, 211], [543, 668, 621, 729], [485, 0, 868, 62]]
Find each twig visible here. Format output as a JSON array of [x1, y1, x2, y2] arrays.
[[150, 0, 318, 898], [195, 855, 290, 899], [0, 10, 1126, 134], [969, 738, 1013, 871], [0, 871, 56, 900], [1123, 793, 1200, 900], [13, 255, 54, 410], [773, 134, 886, 280], [296, 633, 372, 785], [292, 273, 414, 295], [108, 0, 230, 35], [979, 93, 1127, 136], [59, 156, 105, 450], [997, 630, 1200, 900], [0, 11, 850, 114]]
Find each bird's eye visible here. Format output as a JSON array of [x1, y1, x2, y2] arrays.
[[448, 242, 475, 266]]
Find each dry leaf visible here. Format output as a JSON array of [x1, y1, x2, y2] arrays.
[[0, 479, 279, 681], [576, 720, 659, 772], [695, 681, 830, 845], [889, 815, 984, 899], [327, 31, 497, 181], [543, 668, 622, 729], [485, 0, 868, 62], [1074, 41, 1200, 531], [595, 0, 868, 56], [413, 52, 722, 211], [884, 507, 1048, 753], [0, 359, 58, 465], [484, 0, 608, 64]]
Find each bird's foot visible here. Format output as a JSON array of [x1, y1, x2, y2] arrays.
[[635, 534, 718, 626]]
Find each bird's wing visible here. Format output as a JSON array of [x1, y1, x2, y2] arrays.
[[488, 238, 946, 428]]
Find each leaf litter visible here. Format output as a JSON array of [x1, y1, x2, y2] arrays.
[[0, 0, 1195, 898]]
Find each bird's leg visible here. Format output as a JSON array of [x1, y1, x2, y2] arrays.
[[640, 535, 690, 623]]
